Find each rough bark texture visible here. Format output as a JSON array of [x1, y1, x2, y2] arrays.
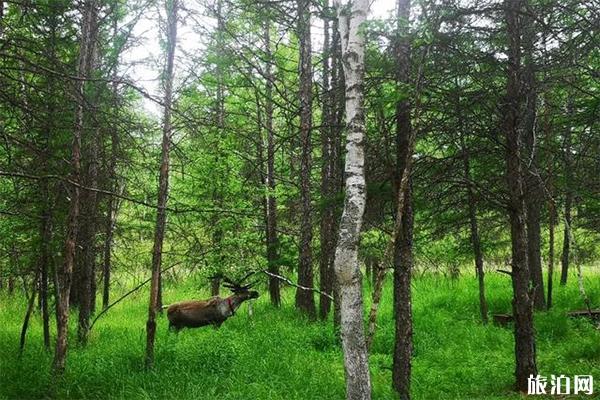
[[295, 0, 316, 319], [319, 0, 334, 320], [333, 0, 372, 398], [263, 17, 281, 307], [521, 14, 545, 310], [146, 0, 178, 369], [331, 13, 344, 331], [391, 0, 413, 398], [54, 0, 98, 374], [103, 8, 122, 310], [503, 0, 538, 392]]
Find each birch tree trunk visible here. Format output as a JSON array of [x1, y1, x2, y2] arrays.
[[53, 0, 97, 374], [333, 0, 371, 398], [145, 0, 178, 369], [503, 0, 538, 391]]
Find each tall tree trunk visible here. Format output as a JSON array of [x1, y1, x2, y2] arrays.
[[78, 108, 100, 343], [547, 195, 555, 308], [462, 144, 488, 324], [521, 11, 544, 310], [295, 0, 316, 319], [333, 0, 372, 397], [331, 10, 344, 331], [544, 97, 555, 309], [319, 1, 334, 319], [392, 0, 414, 398], [54, 0, 97, 374], [145, 0, 178, 369], [38, 182, 52, 349], [560, 99, 573, 286], [263, 16, 281, 307], [504, 0, 538, 392], [77, 0, 101, 344]]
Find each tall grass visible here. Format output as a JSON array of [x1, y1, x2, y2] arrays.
[[0, 272, 598, 399]]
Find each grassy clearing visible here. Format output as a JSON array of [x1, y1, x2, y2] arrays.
[[0, 272, 599, 399]]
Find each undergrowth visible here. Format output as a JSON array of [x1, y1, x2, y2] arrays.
[[0, 272, 598, 399]]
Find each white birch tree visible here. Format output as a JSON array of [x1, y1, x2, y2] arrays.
[[332, 0, 371, 398]]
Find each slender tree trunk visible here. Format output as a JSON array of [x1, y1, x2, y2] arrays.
[[462, 146, 488, 324], [319, 2, 334, 320], [560, 100, 573, 286], [77, 0, 101, 344], [521, 13, 544, 310], [263, 16, 281, 307], [457, 86, 488, 323], [333, 0, 372, 397], [19, 279, 37, 354], [547, 197, 555, 309], [53, 0, 97, 374], [504, 0, 538, 391], [331, 8, 344, 331], [145, 0, 178, 369], [366, 261, 384, 350], [38, 185, 52, 349], [392, 0, 414, 398], [295, 0, 316, 318], [544, 97, 555, 309]]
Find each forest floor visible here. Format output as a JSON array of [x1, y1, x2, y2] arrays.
[[0, 272, 599, 399]]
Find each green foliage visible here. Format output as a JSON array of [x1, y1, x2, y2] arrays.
[[1, 273, 599, 399]]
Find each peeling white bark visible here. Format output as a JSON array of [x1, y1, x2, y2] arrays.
[[332, 0, 371, 399]]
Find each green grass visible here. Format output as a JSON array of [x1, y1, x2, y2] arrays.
[[0, 272, 599, 399]]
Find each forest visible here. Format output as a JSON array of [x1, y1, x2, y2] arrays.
[[0, 0, 598, 398]]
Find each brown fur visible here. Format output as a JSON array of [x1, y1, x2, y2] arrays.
[[166, 291, 258, 331]]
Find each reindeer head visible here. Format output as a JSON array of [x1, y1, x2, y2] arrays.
[[222, 272, 259, 300]]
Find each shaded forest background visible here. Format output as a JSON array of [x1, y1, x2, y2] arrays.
[[0, 0, 598, 398]]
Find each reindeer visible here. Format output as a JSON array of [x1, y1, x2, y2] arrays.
[[164, 274, 259, 331]]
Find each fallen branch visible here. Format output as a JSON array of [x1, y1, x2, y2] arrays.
[[260, 270, 334, 301]]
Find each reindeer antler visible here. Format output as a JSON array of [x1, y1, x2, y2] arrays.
[[221, 271, 259, 293]]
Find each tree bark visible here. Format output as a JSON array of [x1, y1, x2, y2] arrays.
[[54, 0, 98, 374], [560, 99, 573, 286], [263, 16, 281, 307], [521, 12, 544, 310], [391, 0, 414, 398], [544, 99, 555, 309], [102, 4, 123, 310], [333, 0, 372, 397], [295, 0, 316, 319], [19, 279, 37, 354], [503, 0, 538, 392], [331, 11, 344, 331], [145, 0, 178, 370], [462, 144, 488, 324], [319, 1, 336, 320]]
